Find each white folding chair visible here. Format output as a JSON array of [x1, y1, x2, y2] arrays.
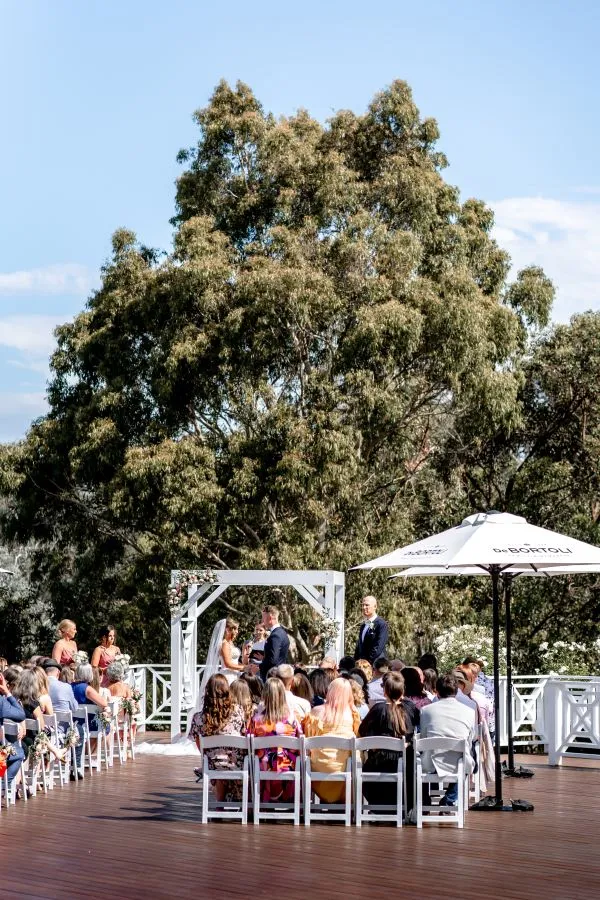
[[251, 735, 302, 825], [0, 723, 27, 806], [82, 704, 112, 771], [354, 736, 405, 827], [43, 713, 68, 788], [24, 718, 51, 795], [55, 710, 81, 780], [469, 724, 483, 804], [199, 735, 250, 824], [414, 736, 468, 828], [303, 736, 353, 826], [75, 706, 96, 775]]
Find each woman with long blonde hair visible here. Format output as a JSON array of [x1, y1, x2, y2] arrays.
[[302, 677, 359, 803], [249, 678, 302, 803]]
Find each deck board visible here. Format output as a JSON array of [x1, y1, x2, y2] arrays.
[[4, 753, 600, 899]]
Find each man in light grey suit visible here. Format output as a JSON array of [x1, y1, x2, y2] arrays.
[[419, 672, 476, 806]]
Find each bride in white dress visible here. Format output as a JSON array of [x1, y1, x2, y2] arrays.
[[219, 618, 247, 683], [134, 617, 248, 755]]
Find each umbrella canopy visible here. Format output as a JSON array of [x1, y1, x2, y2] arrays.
[[353, 511, 600, 571]]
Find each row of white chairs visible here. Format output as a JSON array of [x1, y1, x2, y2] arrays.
[[197, 733, 472, 828], [1, 700, 136, 810]]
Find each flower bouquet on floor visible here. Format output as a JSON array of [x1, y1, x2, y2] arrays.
[[0, 741, 16, 777]]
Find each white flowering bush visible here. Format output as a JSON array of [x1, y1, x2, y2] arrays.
[[536, 640, 600, 676], [433, 624, 506, 675]]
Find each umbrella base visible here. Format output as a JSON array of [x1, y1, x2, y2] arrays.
[[502, 764, 535, 778], [470, 797, 534, 812]]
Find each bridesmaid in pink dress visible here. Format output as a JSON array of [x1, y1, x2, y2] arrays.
[[51, 619, 78, 667], [91, 626, 121, 687]]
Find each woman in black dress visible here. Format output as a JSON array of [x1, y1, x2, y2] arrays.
[[357, 671, 414, 809]]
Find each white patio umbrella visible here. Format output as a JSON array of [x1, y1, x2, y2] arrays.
[[353, 511, 600, 810]]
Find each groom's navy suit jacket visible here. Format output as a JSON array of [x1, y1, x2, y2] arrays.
[[354, 616, 389, 664], [259, 625, 290, 681]]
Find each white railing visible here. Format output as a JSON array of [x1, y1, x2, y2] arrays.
[[129, 666, 600, 762]]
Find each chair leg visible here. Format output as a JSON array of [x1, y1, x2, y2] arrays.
[[253, 762, 260, 825], [201, 770, 209, 824], [242, 767, 248, 825], [345, 773, 351, 827], [397, 774, 403, 828], [355, 769, 362, 827], [294, 772, 300, 826], [416, 764, 423, 828], [304, 773, 311, 826]]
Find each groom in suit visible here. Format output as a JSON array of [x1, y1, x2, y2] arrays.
[[354, 595, 389, 664], [259, 605, 290, 681]]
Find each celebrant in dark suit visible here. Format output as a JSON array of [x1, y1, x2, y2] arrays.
[[259, 605, 290, 681], [354, 595, 389, 664]]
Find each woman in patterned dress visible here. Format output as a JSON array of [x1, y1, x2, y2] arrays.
[[249, 678, 302, 803], [188, 673, 246, 801]]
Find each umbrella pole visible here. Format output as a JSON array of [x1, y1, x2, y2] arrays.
[[491, 565, 503, 805], [505, 574, 515, 771], [502, 574, 535, 780]]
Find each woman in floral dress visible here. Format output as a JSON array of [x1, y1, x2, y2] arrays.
[[189, 673, 246, 802], [249, 678, 302, 803]]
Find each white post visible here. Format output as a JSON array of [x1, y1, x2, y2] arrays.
[[170, 616, 182, 740], [545, 679, 562, 766]]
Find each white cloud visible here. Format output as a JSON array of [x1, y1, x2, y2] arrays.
[[492, 197, 600, 322], [0, 391, 47, 416], [0, 263, 93, 295], [0, 315, 61, 355]]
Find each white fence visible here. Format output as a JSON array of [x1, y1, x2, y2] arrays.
[[129, 665, 600, 764]]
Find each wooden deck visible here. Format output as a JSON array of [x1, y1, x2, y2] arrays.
[[4, 751, 600, 899]]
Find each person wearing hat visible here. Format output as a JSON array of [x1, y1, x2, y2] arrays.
[[43, 658, 83, 779]]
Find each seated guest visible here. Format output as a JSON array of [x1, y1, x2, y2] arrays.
[[358, 671, 410, 806], [0, 657, 7, 672], [239, 673, 263, 709], [402, 667, 432, 711], [34, 667, 54, 715], [291, 671, 314, 708], [308, 668, 329, 707], [59, 666, 75, 684], [302, 678, 360, 802], [230, 679, 254, 727], [354, 659, 373, 683], [105, 661, 132, 699], [188, 674, 246, 802], [91, 666, 112, 702], [72, 664, 110, 710], [368, 657, 390, 707], [0, 670, 26, 790], [348, 676, 369, 720], [417, 653, 438, 673], [319, 656, 338, 676], [13, 668, 66, 763], [338, 656, 356, 674], [276, 664, 310, 722], [3, 666, 22, 694], [451, 668, 479, 721], [249, 678, 302, 802], [349, 667, 369, 705], [419, 673, 475, 807], [422, 668, 438, 700], [42, 658, 81, 775], [390, 659, 406, 672]]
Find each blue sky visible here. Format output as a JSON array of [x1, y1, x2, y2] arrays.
[[1, 0, 599, 441]]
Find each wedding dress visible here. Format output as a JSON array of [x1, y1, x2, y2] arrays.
[[135, 618, 231, 756]]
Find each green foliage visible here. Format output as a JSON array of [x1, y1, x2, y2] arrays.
[[5, 78, 596, 672]]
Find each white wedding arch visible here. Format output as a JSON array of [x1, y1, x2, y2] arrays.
[[169, 569, 345, 738]]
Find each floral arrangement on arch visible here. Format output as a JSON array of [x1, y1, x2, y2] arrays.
[[536, 639, 600, 676], [433, 624, 507, 675], [168, 568, 218, 612], [312, 616, 340, 649]]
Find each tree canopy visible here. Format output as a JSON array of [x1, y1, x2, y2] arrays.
[[2, 78, 597, 669]]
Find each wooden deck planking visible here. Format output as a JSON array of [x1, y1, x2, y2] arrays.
[[3, 753, 600, 900]]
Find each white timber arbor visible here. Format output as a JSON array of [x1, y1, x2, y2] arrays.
[[170, 569, 346, 739]]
